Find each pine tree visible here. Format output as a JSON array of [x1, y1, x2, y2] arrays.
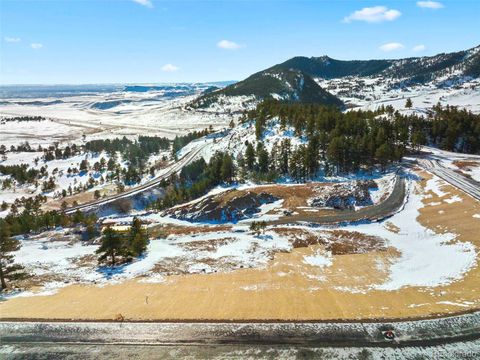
[[245, 143, 256, 171], [405, 98, 413, 109], [220, 154, 235, 183], [375, 143, 392, 172], [127, 217, 148, 257], [0, 221, 25, 290], [257, 146, 269, 174], [96, 226, 125, 266]]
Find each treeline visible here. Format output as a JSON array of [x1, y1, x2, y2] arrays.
[[1, 196, 97, 237], [242, 100, 422, 178], [240, 99, 479, 180], [0, 164, 41, 185], [172, 127, 212, 156], [427, 104, 480, 153], [85, 136, 171, 167], [149, 152, 235, 210], [1, 116, 46, 122]]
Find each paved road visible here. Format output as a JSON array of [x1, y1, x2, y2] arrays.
[[275, 173, 406, 225], [418, 158, 480, 201], [1, 311, 479, 357], [64, 141, 210, 215], [3, 341, 480, 359]]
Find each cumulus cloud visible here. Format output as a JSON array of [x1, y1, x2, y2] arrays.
[[4, 37, 21, 43], [30, 43, 43, 49], [417, 1, 444, 9], [343, 6, 401, 23], [132, 0, 153, 8], [413, 44, 426, 52], [217, 40, 243, 50], [161, 64, 179, 72], [379, 42, 405, 52]]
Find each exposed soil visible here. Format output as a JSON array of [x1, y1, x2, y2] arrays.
[[452, 160, 480, 170], [272, 227, 386, 255]]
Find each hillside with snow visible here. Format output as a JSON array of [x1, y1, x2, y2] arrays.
[[189, 45, 480, 114]]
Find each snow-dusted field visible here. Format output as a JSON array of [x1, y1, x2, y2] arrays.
[[317, 74, 480, 115], [0, 85, 235, 148], [6, 171, 477, 300]]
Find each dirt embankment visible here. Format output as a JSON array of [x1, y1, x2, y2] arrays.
[[165, 190, 279, 223]]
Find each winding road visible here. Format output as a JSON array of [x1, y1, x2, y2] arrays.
[[274, 173, 406, 226], [64, 140, 210, 215]]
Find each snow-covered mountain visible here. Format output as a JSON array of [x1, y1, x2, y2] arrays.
[[273, 45, 480, 85], [190, 45, 480, 114], [190, 68, 344, 111]]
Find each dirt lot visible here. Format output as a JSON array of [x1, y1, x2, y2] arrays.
[[1, 170, 479, 321]]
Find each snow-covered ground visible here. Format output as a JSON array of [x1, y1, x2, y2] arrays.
[[0, 85, 236, 148], [6, 172, 477, 298], [317, 75, 480, 114], [423, 146, 480, 182], [0, 148, 171, 208]]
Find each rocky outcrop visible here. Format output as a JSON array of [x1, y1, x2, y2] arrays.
[[309, 180, 377, 210], [166, 191, 279, 223]]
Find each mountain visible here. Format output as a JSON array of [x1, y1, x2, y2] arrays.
[[189, 45, 480, 113], [191, 68, 344, 109], [272, 45, 480, 84]]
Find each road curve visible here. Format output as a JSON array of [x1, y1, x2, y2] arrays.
[[64, 141, 209, 215], [274, 173, 406, 226], [418, 158, 480, 201]]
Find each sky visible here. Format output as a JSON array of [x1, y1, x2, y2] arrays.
[[0, 0, 479, 84]]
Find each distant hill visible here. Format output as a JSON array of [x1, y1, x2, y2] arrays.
[[192, 68, 344, 109], [272, 45, 480, 84], [189, 44, 479, 111]]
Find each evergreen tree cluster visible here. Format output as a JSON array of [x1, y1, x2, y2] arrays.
[[85, 136, 170, 166], [96, 217, 149, 266], [172, 127, 212, 156], [1, 116, 46, 122], [150, 152, 235, 210], [2, 195, 97, 238], [0, 221, 27, 290], [427, 104, 480, 153], [0, 164, 40, 184], [241, 99, 479, 180]]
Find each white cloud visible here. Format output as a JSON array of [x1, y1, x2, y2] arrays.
[[417, 1, 444, 9], [4, 37, 21, 43], [132, 0, 153, 8], [217, 40, 243, 50], [161, 64, 179, 72], [343, 6, 401, 23], [413, 44, 426, 52], [30, 43, 43, 49], [379, 42, 405, 52]]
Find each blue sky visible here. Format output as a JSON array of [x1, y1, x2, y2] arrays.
[[1, 0, 479, 84]]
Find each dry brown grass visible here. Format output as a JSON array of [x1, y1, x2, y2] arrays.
[[149, 224, 232, 238], [452, 160, 480, 169], [2, 171, 480, 321]]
